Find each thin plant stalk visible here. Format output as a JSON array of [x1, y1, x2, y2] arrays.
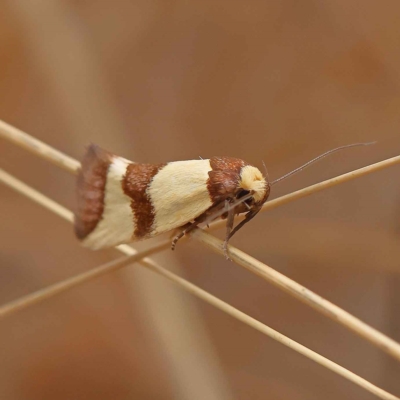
[[0, 171, 398, 400]]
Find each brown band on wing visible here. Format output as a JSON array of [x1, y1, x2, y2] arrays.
[[75, 145, 112, 239], [122, 163, 166, 238], [207, 157, 248, 203]]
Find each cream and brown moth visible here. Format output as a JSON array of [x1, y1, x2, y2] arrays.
[[74, 142, 372, 257], [74, 145, 270, 257]]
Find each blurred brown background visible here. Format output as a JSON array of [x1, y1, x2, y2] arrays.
[[0, 1, 400, 399]]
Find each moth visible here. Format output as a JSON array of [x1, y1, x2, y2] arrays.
[[74, 143, 371, 257]]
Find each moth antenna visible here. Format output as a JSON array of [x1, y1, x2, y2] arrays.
[[271, 141, 376, 186]]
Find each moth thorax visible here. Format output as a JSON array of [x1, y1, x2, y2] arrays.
[[239, 165, 267, 203]]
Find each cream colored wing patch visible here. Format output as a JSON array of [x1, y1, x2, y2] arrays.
[[148, 159, 213, 236], [81, 157, 135, 249]]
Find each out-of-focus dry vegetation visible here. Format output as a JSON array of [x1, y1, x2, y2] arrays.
[[0, 1, 399, 399]]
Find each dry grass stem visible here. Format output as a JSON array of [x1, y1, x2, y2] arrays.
[[261, 153, 400, 212], [1, 120, 400, 398], [148, 262, 399, 400], [4, 163, 398, 361], [0, 119, 80, 173], [193, 229, 400, 361], [0, 168, 74, 222], [210, 153, 400, 230], [1, 119, 400, 360], [0, 175, 398, 399], [0, 241, 170, 319]]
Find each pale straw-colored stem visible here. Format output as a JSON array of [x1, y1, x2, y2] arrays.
[[210, 153, 400, 230], [262, 154, 400, 212], [0, 168, 74, 222], [0, 241, 170, 318], [0, 119, 80, 173], [1, 120, 400, 398], [193, 229, 400, 361], [5, 160, 398, 361], [0, 171, 398, 400], [1, 119, 400, 361], [148, 262, 399, 400]]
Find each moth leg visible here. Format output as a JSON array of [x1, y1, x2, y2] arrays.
[[228, 207, 261, 240], [171, 212, 211, 250], [171, 200, 228, 251], [171, 223, 193, 250], [223, 200, 235, 260]]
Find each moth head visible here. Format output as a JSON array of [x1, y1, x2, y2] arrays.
[[231, 165, 270, 217], [214, 142, 374, 256]]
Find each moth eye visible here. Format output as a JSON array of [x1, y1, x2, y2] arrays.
[[236, 189, 250, 199]]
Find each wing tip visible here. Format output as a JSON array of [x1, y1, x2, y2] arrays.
[[74, 144, 113, 242]]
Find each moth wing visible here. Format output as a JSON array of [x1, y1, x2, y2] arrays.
[[75, 145, 137, 250], [75, 149, 214, 250], [146, 160, 214, 236]]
